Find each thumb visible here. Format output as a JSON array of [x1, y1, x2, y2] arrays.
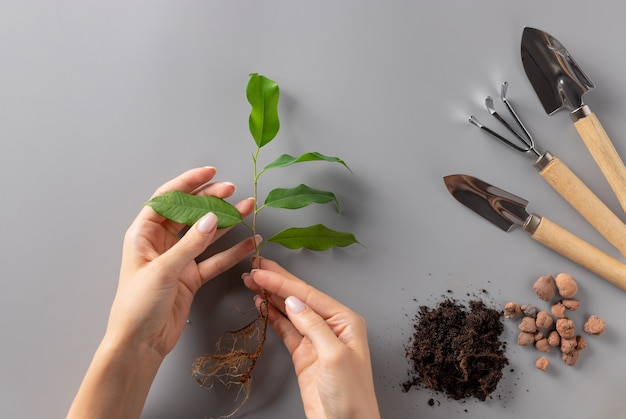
[[285, 296, 341, 352], [160, 212, 218, 272]]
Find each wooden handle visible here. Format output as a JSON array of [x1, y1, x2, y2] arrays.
[[574, 112, 626, 213], [539, 154, 626, 257], [529, 216, 626, 291]]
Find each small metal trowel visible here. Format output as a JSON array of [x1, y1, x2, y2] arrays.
[[521, 27, 626, 212], [443, 174, 626, 291]]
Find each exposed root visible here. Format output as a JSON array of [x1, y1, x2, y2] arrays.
[[192, 293, 269, 418]]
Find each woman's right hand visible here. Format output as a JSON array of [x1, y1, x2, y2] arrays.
[[242, 258, 380, 419]]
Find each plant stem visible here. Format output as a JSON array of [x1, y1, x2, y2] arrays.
[[251, 148, 261, 268]]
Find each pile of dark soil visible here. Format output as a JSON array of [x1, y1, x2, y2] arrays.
[[403, 298, 508, 401]]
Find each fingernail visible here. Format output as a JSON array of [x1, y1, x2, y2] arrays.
[[285, 296, 306, 314], [197, 212, 217, 234]]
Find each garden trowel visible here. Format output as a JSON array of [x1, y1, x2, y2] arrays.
[[521, 27, 626, 213], [443, 174, 626, 291]]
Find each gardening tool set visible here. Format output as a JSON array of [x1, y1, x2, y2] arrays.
[[446, 27, 626, 291]]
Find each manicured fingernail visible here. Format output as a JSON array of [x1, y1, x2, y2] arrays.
[[285, 296, 306, 314], [197, 212, 217, 234]]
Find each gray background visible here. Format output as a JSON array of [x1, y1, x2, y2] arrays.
[[3, 1, 626, 418]]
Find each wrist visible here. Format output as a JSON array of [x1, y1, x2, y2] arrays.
[[67, 335, 164, 419], [99, 332, 165, 370]]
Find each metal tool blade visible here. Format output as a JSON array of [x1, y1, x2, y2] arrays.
[[444, 175, 626, 291], [521, 27, 594, 114], [443, 174, 530, 231]]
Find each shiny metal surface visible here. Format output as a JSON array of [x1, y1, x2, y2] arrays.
[[470, 82, 542, 158], [443, 174, 531, 232], [523, 213, 542, 235], [521, 27, 594, 115], [532, 151, 554, 172]]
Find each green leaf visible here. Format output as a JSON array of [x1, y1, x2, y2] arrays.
[[264, 184, 340, 212], [247, 73, 280, 148], [263, 152, 352, 173], [144, 191, 243, 228], [267, 224, 360, 251]]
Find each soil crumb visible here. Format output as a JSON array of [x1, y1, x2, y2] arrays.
[[403, 298, 508, 401]]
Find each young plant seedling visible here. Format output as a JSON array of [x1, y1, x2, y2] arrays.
[[145, 73, 360, 417]]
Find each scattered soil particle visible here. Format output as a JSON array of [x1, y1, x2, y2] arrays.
[[533, 275, 557, 301], [562, 349, 580, 366], [503, 302, 521, 319], [521, 304, 538, 318], [583, 315, 606, 336], [550, 301, 566, 319], [517, 332, 534, 346], [562, 299, 580, 311], [555, 273, 578, 298], [576, 335, 587, 350], [556, 318, 575, 339], [518, 317, 537, 333], [403, 299, 508, 401], [535, 311, 554, 329], [535, 356, 549, 371], [535, 338, 550, 352], [547, 330, 560, 347], [505, 273, 605, 370]]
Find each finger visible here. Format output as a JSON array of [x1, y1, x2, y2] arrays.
[[256, 257, 303, 281], [198, 235, 260, 285], [243, 274, 286, 314], [249, 260, 350, 319], [143, 167, 223, 229], [253, 294, 303, 356], [151, 167, 217, 199], [242, 271, 262, 293], [157, 212, 219, 274], [192, 181, 236, 198], [234, 196, 255, 219], [283, 295, 343, 354], [157, 181, 237, 234]]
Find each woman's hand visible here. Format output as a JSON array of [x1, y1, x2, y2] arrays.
[[107, 166, 256, 358], [68, 167, 257, 419], [243, 258, 380, 419]]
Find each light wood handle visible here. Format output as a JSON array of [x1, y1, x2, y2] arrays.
[[529, 215, 626, 291], [574, 112, 626, 213], [539, 154, 626, 257]]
